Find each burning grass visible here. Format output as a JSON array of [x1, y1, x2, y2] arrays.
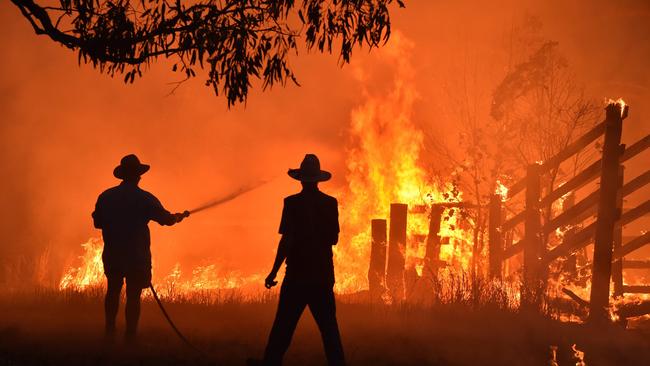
[[52, 236, 650, 326]]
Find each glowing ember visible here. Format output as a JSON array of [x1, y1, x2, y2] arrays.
[[549, 346, 559, 366], [572, 344, 586, 366]]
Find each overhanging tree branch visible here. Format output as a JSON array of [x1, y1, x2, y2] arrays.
[[11, 0, 405, 106]]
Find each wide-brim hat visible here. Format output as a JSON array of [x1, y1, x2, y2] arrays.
[[113, 154, 150, 179], [288, 154, 331, 182]]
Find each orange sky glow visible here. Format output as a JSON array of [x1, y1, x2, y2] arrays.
[[0, 0, 648, 292]]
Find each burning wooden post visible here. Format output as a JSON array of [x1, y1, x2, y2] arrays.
[[424, 205, 445, 278], [387, 203, 408, 302], [589, 102, 627, 324], [612, 165, 625, 297], [523, 163, 543, 308], [368, 219, 388, 300], [488, 194, 503, 279]]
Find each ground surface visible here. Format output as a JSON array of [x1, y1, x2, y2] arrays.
[[1, 290, 650, 366]]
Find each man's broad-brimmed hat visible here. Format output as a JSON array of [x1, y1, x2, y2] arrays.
[[113, 154, 150, 180], [288, 154, 331, 182]]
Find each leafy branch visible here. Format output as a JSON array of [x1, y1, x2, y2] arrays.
[[11, 0, 405, 106]]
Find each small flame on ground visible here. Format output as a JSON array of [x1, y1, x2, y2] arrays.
[[59, 238, 263, 296], [572, 344, 587, 366], [59, 238, 103, 290], [549, 346, 559, 366]]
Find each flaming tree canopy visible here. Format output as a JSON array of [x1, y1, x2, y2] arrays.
[[11, 0, 405, 106]]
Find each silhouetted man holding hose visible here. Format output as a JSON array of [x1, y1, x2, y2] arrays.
[[249, 154, 346, 366], [92, 154, 189, 341]]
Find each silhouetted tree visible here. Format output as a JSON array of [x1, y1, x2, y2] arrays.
[[490, 19, 600, 292], [428, 14, 599, 280], [11, 0, 405, 105], [491, 40, 599, 221]]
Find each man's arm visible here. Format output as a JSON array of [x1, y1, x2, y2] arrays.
[[265, 234, 290, 289], [266, 197, 291, 289], [329, 198, 340, 245], [148, 194, 189, 226], [92, 195, 104, 229]]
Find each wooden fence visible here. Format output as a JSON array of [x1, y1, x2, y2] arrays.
[[487, 102, 650, 323], [366, 102, 649, 323]]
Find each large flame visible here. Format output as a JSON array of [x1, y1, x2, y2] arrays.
[[334, 32, 473, 293]]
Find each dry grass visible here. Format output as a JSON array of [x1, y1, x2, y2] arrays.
[[1, 286, 650, 366]]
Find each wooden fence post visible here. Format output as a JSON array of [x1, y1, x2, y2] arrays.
[[589, 103, 627, 324], [523, 163, 542, 309], [369, 219, 388, 301], [387, 203, 408, 302], [612, 165, 625, 298], [424, 205, 445, 279], [560, 193, 578, 278], [504, 230, 514, 277], [488, 194, 504, 279]]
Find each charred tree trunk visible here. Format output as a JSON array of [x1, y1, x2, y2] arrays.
[[588, 103, 627, 324], [387, 203, 408, 302], [369, 219, 388, 301]]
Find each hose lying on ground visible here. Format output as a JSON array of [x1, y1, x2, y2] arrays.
[[149, 284, 208, 357]]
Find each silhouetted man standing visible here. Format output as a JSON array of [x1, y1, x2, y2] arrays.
[[250, 154, 345, 366], [92, 154, 189, 341]]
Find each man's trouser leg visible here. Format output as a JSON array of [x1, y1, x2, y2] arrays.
[[124, 278, 143, 339], [309, 285, 346, 366], [263, 282, 307, 365], [105, 276, 123, 336]]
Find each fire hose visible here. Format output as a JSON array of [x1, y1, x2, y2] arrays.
[[188, 179, 271, 214], [148, 179, 271, 354], [149, 284, 208, 356]]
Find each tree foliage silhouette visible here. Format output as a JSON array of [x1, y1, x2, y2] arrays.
[[11, 0, 405, 105]]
